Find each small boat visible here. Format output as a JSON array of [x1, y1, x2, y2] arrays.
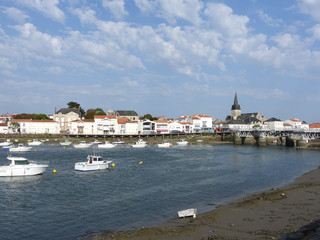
[[9, 143, 32, 152], [177, 208, 197, 218], [28, 139, 43, 146], [97, 141, 116, 149], [158, 141, 173, 148], [0, 156, 48, 177], [75, 155, 112, 172], [112, 139, 125, 144], [0, 139, 13, 147], [91, 139, 103, 145], [176, 139, 188, 146], [131, 139, 147, 148], [73, 141, 93, 149], [60, 140, 72, 146], [196, 139, 203, 143]]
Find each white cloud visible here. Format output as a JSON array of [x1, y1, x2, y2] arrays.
[[307, 24, 320, 40], [156, 0, 203, 26], [102, 0, 128, 20], [297, 0, 320, 22], [257, 10, 282, 27], [1, 7, 29, 23], [204, 2, 249, 37], [16, 0, 65, 23], [0, 57, 17, 69], [134, 0, 155, 13]]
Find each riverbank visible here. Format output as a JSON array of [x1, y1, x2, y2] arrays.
[[91, 167, 320, 240]]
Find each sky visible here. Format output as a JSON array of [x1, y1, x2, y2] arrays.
[[0, 0, 320, 123]]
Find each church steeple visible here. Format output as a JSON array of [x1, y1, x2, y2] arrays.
[[231, 92, 241, 110], [231, 92, 241, 120]]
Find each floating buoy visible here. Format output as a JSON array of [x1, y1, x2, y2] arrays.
[[63, 146, 66, 149], [139, 161, 143, 165], [34, 149, 37, 152], [112, 163, 115, 168], [53, 169, 57, 174]]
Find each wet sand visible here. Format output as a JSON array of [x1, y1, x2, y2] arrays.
[[91, 166, 320, 240]]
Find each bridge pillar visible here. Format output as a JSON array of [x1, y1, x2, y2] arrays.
[[244, 136, 255, 145], [297, 139, 308, 148], [257, 137, 267, 147], [234, 136, 242, 145]]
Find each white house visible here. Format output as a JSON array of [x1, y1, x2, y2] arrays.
[[195, 114, 214, 132], [138, 120, 155, 135], [263, 118, 283, 130], [284, 119, 309, 129], [8, 119, 60, 134], [53, 108, 81, 133], [69, 119, 95, 135], [154, 120, 169, 134], [95, 115, 117, 135], [168, 121, 183, 133], [0, 123, 8, 134]]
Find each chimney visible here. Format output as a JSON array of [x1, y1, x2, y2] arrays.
[[54, 106, 56, 113]]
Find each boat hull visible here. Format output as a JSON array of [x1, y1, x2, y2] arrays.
[[73, 144, 92, 149], [74, 162, 109, 171], [9, 147, 32, 152], [0, 165, 48, 177], [97, 144, 116, 149], [158, 143, 172, 148]]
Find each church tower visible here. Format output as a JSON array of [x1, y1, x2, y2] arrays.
[[231, 92, 241, 120]]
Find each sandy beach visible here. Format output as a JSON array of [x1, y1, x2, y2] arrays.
[[92, 166, 320, 240]]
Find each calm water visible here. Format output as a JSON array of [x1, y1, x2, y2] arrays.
[[0, 143, 319, 240]]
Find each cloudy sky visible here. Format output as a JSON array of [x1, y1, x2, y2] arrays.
[[0, 0, 319, 123]]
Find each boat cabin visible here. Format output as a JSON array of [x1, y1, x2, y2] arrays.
[[8, 157, 30, 165], [87, 155, 103, 164]]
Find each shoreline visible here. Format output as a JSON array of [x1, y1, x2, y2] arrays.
[[91, 166, 320, 240]]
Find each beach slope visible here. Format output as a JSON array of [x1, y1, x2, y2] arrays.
[[92, 167, 320, 240]]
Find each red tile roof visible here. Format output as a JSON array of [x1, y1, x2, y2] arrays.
[[309, 123, 320, 128]]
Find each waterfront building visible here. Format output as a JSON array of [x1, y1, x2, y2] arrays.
[[8, 119, 60, 134], [69, 119, 95, 135], [284, 119, 309, 129], [95, 115, 117, 135], [138, 120, 156, 135], [225, 93, 268, 125], [263, 118, 284, 130], [112, 110, 139, 121], [154, 120, 169, 134], [0, 123, 8, 134], [53, 108, 81, 133]]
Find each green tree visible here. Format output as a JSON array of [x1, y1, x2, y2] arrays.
[[139, 114, 158, 121], [67, 101, 85, 117], [9, 122, 20, 133], [32, 114, 49, 120], [95, 108, 106, 115], [84, 108, 107, 119]]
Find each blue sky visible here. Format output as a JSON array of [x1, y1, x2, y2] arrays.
[[0, 0, 320, 123]]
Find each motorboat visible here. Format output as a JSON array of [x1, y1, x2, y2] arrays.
[[0, 139, 13, 147], [196, 139, 203, 143], [97, 141, 116, 149], [158, 141, 173, 148], [112, 139, 125, 144], [28, 139, 43, 146], [9, 143, 32, 152], [91, 139, 103, 145], [60, 140, 72, 146], [0, 156, 48, 177], [74, 155, 112, 172], [177, 208, 197, 218], [73, 141, 93, 149], [131, 139, 148, 148], [176, 139, 188, 146]]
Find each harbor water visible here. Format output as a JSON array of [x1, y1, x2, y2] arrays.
[[0, 143, 319, 239]]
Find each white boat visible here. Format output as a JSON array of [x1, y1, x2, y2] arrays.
[[97, 141, 116, 149], [0, 139, 13, 147], [177, 208, 197, 218], [28, 139, 43, 146], [0, 156, 48, 177], [196, 139, 203, 143], [176, 139, 188, 146], [91, 139, 103, 145], [75, 155, 112, 172], [9, 143, 32, 152], [131, 139, 148, 148], [112, 139, 125, 144], [158, 141, 173, 148], [60, 140, 72, 146], [73, 141, 93, 149]]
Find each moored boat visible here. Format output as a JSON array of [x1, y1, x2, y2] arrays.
[[28, 139, 43, 146], [131, 139, 147, 148], [158, 141, 173, 148], [112, 139, 125, 144], [74, 155, 112, 172], [0, 139, 13, 147], [73, 141, 93, 149], [60, 140, 72, 146], [9, 143, 32, 152], [0, 156, 48, 177], [97, 141, 116, 149], [176, 139, 188, 146]]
